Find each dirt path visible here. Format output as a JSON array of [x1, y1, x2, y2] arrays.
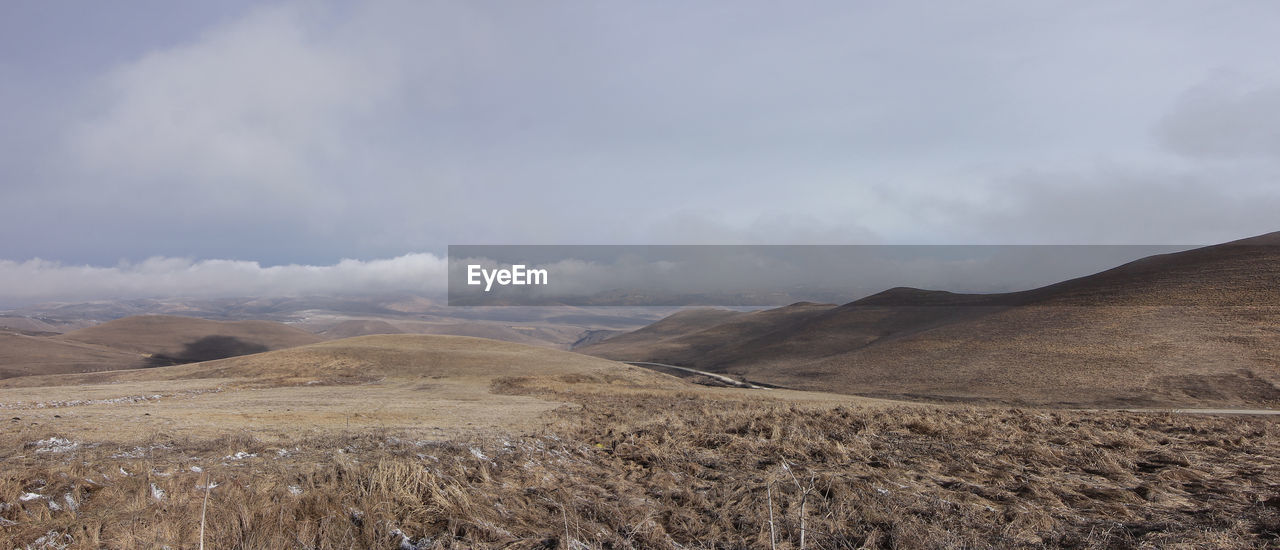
[[626, 362, 772, 389]]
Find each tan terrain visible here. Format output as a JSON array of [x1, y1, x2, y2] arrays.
[[0, 334, 888, 444], [0, 315, 323, 378], [315, 319, 405, 339], [580, 233, 1280, 408], [3, 237, 1279, 547], [0, 330, 146, 379], [54, 315, 322, 361], [1, 333, 1277, 548]]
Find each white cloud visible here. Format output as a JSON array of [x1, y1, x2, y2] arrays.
[[69, 4, 404, 204], [0, 253, 446, 304]]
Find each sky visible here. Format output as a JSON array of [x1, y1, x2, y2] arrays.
[[2, 1, 1279, 304]]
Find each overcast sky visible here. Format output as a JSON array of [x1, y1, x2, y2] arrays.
[[2, 1, 1278, 304]]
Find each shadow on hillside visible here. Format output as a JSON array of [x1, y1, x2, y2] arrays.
[[145, 335, 269, 367]]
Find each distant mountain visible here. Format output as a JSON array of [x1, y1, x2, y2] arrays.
[[2, 296, 671, 351], [0, 315, 85, 334], [579, 232, 1280, 408]]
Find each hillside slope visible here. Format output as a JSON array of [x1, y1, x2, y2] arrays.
[[177, 334, 690, 390], [0, 315, 324, 378], [0, 334, 711, 446], [316, 319, 405, 339], [2, 334, 689, 392], [0, 330, 146, 378], [580, 233, 1280, 407], [55, 315, 322, 366]]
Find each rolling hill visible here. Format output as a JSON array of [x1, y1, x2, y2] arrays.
[[53, 314, 322, 366], [0, 330, 147, 378], [0, 333, 693, 392], [0, 334, 699, 441], [0, 332, 889, 447], [0, 315, 323, 378], [0, 315, 67, 334], [146, 333, 691, 390], [579, 232, 1280, 408], [315, 319, 405, 339]]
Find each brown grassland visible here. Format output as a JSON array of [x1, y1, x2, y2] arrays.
[[579, 237, 1280, 409], [8, 235, 1280, 548], [2, 382, 1278, 548]]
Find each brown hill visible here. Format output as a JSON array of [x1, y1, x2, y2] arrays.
[[316, 319, 405, 339], [0, 316, 63, 334], [0, 315, 323, 378], [399, 322, 590, 349], [579, 233, 1280, 408], [579, 304, 834, 362], [0, 330, 146, 378], [54, 315, 322, 367], [183, 334, 688, 389], [2, 334, 689, 394]]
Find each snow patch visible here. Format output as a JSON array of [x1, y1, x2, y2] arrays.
[[111, 448, 145, 459], [390, 528, 432, 549], [31, 437, 79, 453], [26, 530, 72, 550], [1, 388, 222, 410]]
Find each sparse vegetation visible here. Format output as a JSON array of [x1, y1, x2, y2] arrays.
[[580, 237, 1280, 409], [4, 391, 1277, 548]]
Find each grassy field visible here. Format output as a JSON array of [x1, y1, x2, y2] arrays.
[[1, 335, 1276, 548], [3, 385, 1277, 548], [0, 335, 712, 444]]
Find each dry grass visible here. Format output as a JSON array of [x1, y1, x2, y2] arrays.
[[0, 315, 324, 380], [584, 304, 1280, 409], [0, 331, 144, 380], [53, 315, 322, 357], [580, 237, 1280, 409], [3, 389, 1277, 549]]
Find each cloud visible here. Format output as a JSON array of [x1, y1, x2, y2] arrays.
[[70, 4, 399, 203], [3, 0, 1280, 273], [897, 161, 1280, 245], [1156, 79, 1280, 160], [51, 2, 496, 261], [644, 211, 881, 245], [0, 253, 446, 306]]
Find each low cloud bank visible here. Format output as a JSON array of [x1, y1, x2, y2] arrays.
[[0, 253, 447, 306]]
